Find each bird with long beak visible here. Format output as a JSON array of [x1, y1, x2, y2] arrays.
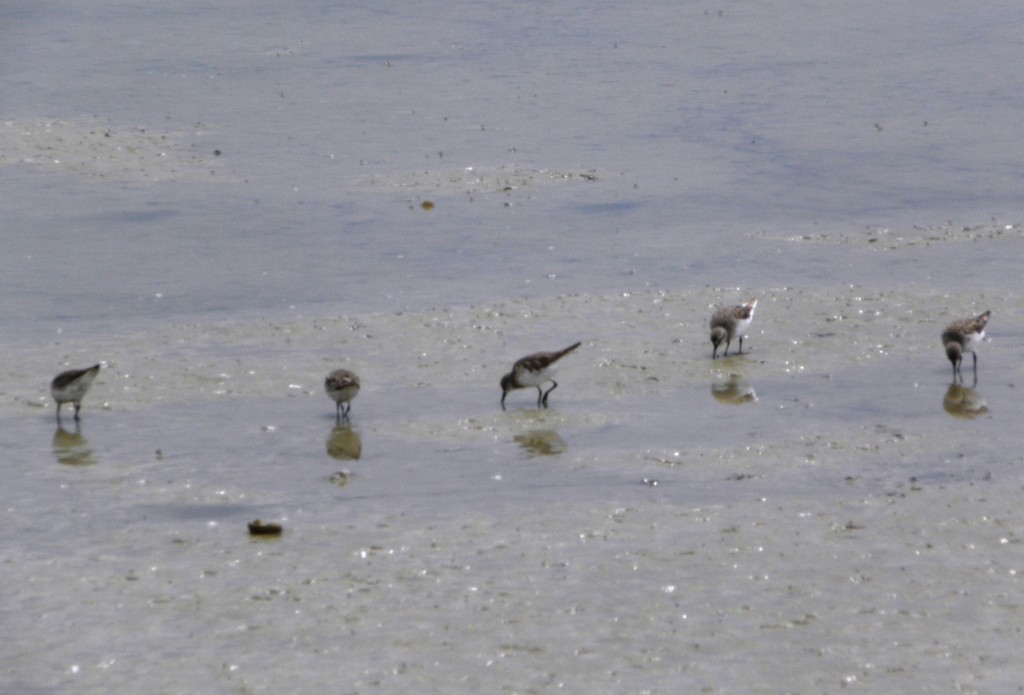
[[500, 342, 581, 410]]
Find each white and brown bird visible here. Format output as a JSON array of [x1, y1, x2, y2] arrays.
[[941, 310, 990, 382], [51, 364, 101, 421], [325, 369, 360, 422], [710, 298, 757, 359], [500, 342, 581, 410]]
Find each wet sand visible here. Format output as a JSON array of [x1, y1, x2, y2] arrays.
[[8, 477, 1023, 693], [3, 286, 1022, 692]]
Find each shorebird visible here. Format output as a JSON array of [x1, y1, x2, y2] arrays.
[[325, 369, 360, 422], [500, 342, 581, 410], [941, 310, 990, 382], [710, 298, 757, 358], [51, 364, 101, 421]]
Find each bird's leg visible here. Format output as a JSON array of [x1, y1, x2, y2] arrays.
[[73, 402, 81, 421], [541, 380, 558, 407]]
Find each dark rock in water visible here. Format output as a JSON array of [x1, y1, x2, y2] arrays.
[[248, 519, 283, 537]]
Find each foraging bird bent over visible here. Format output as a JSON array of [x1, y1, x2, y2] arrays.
[[941, 310, 990, 382], [710, 298, 757, 359], [325, 369, 360, 422], [500, 342, 581, 410], [51, 364, 101, 421]]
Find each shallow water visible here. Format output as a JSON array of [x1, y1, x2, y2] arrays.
[[5, 288, 1024, 692], [4, 1, 1024, 692]]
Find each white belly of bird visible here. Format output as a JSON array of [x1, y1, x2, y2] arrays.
[[516, 366, 554, 387], [965, 329, 985, 350], [52, 379, 94, 404], [734, 316, 753, 337]]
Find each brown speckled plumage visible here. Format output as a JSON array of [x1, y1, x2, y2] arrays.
[[941, 310, 990, 381], [501, 342, 581, 409]]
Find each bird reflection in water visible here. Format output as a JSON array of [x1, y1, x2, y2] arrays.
[[942, 382, 989, 419], [52, 423, 96, 466], [326, 424, 362, 460], [514, 430, 567, 457], [711, 374, 758, 405]]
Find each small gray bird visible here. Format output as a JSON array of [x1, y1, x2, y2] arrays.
[[941, 310, 990, 382], [325, 369, 360, 422], [51, 364, 101, 421], [710, 298, 757, 359], [500, 342, 581, 410]]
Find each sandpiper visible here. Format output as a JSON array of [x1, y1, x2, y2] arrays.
[[710, 297, 757, 358], [501, 342, 581, 410], [325, 369, 360, 422], [941, 310, 990, 381], [51, 364, 101, 421]]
